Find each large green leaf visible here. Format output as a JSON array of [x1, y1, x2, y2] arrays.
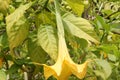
[[0, 69, 6, 80], [6, 16, 29, 52], [66, 0, 84, 16], [37, 25, 58, 61], [63, 13, 99, 44], [6, 2, 32, 54]]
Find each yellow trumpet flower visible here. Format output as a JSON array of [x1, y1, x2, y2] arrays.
[[43, 35, 90, 80]]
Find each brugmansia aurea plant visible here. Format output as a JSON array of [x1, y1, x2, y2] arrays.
[[42, 0, 92, 80], [4, 0, 99, 80]]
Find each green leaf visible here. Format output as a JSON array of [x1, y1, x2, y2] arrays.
[[0, 69, 7, 80], [6, 16, 29, 52], [63, 13, 99, 44], [6, 2, 32, 55], [66, 0, 84, 16], [95, 16, 110, 33], [0, 32, 8, 49], [37, 25, 58, 61], [98, 44, 119, 58], [95, 59, 112, 79], [6, 2, 32, 28]]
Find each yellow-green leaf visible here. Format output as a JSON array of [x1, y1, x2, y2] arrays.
[[6, 2, 32, 56], [63, 13, 99, 44], [6, 16, 29, 53], [37, 25, 58, 61], [66, 0, 84, 16]]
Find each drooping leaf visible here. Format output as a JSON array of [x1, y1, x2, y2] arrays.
[[66, 0, 84, 16], [6, 16, 29, 54], [63, 13, 99, 44], [0, 69, 7, 80], [37, 24, 58, 61], [6, 2, 32, 56]]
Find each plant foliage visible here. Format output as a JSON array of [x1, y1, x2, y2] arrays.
[[0, 0, 120, 80]]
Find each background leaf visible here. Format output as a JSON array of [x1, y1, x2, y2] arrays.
[[35, 10, 56, 27], [6, 2, 32, 55], [6, 16, 29, 53]]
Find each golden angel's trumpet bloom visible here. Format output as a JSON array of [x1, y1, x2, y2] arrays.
[[43, 35, 90, 80]]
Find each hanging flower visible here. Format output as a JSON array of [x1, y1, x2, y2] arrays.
[[43, 35, 90, 80]]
